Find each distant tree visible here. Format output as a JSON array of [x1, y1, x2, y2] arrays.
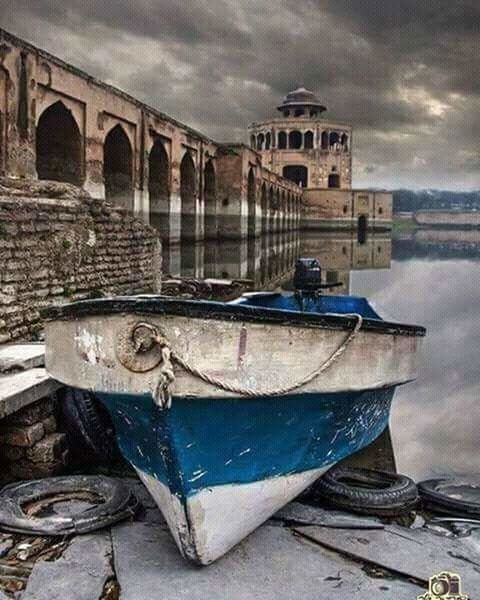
[[392, 189, 480, 213]]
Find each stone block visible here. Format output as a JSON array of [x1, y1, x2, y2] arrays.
[[3, 397, 54, 426], [0, 421, 44, 447], [26, 433, 66, 463], [0, 443, 26, 460], [42, 415, 57, 434]]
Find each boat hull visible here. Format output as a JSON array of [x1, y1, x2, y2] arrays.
[[43, 297, 424, 564], [96, 387, 395, 564]]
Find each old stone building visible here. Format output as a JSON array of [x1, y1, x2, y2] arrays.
[[0, 28, 390, 239], [0, 29, 302, 244], [249, 88, 392, 230]]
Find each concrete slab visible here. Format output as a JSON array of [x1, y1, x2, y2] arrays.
[[0, 368, 61, 419], [295, 524, 480, 588], [274, 502, 384, 529], [0, 344, 45, 373], [112, 521, 421, 599], [22, 533, 112, 600]]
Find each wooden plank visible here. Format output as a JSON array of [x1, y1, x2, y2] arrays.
[[0, 368, 62, 419], [294, 524, 480, 587], [0, 344, 45, 373]]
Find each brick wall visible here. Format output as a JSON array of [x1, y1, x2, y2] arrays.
[[0, 180, 161, 343]]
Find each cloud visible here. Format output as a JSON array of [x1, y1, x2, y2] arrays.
[[0, 0, 478, 189]]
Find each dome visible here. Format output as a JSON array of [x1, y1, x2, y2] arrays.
[[277, 87, 326, 114]]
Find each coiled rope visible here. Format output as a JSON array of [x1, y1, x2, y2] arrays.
[[133, 314, 363, 409]]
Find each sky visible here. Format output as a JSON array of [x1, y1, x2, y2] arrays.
[[1, 1, 478, 190]]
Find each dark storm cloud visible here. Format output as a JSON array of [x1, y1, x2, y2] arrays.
[[0, 0, 478, 189]]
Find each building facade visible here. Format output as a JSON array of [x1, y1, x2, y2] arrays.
[[0, 29, 390, 240], [249, 88, 392, 230], [0, 29, 302, 244]]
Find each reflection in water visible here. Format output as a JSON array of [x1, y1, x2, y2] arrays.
[[159, 227, 480, 481], [162, 230, 392, 297]]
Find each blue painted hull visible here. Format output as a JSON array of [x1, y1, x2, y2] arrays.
[[98, 386, 395, 497]]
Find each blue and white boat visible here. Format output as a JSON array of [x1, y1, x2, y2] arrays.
[[44, 270, 425, 565]]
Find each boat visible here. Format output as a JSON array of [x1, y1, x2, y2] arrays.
[[43, 259, 425, 565]]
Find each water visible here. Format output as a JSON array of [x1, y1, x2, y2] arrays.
[[161, 229, 480, 483]]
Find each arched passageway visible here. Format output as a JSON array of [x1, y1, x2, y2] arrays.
[[304, 131, 314, 149], [204, 159, 217, 239], [265, 132, 271, 150], [104, 125, 133, 210], [36, 101, 82, 185], [268, 187, 275, 232], [321, 131, 329, 150], [328, 173, 340, 188], [261, 183, 267, 234], [278, 131, 287, 149], [289, 130, 302, 149], [247, 168, 256, 237], [329, 131, 340, 148], [283, 165, 308, 188], [148, 139, 169, 235], [180, 152, 197, 241]]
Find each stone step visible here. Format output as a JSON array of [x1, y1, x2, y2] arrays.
[[0, 368, 61, 420], [0, 344, 46, 373]]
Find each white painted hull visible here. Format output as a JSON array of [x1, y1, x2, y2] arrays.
[[45, 312, 423, 400], [135, 465, 332, 565]]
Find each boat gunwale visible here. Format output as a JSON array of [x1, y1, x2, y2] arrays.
[[42, 296, 426, 337]]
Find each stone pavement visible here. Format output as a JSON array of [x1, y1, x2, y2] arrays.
[[9, 479, 480, 599]]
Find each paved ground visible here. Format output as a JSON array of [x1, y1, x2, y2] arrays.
[[2, 479, 480, 599]]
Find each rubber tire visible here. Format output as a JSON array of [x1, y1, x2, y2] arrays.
[[59, 387, 119, 464], [310, 466, 419, 516], [418, 478, 480, 518], [0, 475, 139, 535]]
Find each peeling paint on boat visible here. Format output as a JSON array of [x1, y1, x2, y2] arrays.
[[43, 294, 425, 565]]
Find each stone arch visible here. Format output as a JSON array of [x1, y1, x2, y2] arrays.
[[268, 186, 275, 231], [341, 133, 349, 151], [328, 172, 340, 188], [204, 159, 217, 239], [283, 165, 308, 188], [180, 152, 197, 241], [250, 134, 256, 149], [257, 133, 265, 151], [304, 131, 314, 149], [148, 138, 169, 235], [278, 131, 287, 149], [281, 190, 287, 230], [289, 130, 302, 150], [265, 132, 271, 150], [261, 182, 267, 234], [247, 167, 256, 238], [103, 124, 133, 210], [321, 131, 329, 150], [329, 131, 340, 147], [36, 101, 83, 185]]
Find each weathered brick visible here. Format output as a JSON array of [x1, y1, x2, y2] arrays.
[[0, 422, 45, 447], [26, 433, 66, 463], [4, 398, 54, 426]]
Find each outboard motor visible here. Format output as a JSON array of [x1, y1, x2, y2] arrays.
[[293, 258, 323, 292], [293, 258, 342, 310]]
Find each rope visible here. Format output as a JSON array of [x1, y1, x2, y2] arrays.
[[134, 314, 363, 408]]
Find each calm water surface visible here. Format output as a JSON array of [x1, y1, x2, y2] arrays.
[[161, 229, 480, 482]]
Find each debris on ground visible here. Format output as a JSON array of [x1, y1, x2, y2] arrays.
[[161, 277, 253, 301]]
